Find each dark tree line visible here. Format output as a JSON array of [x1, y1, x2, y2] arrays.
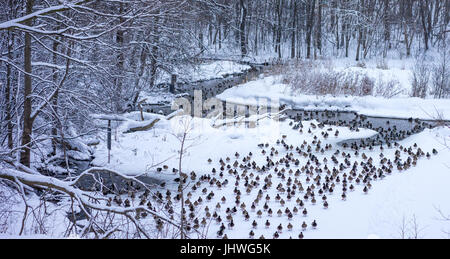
[[198, 0, 449, 60]]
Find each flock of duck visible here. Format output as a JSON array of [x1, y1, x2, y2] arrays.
[[284, 109, 433, 147], [104, 110, 440, 239]]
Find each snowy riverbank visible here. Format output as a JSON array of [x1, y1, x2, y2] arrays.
[[217, 75, 450, 121]]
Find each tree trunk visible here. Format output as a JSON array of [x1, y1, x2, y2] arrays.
[[356, 0, 364, 61], [344, 17, 350, 58], [316, 0, 322, 55], [254, 17, 258, 55], [333, 0, 340, 50], [402, 0, 414, 57], [356, 33, 361, 61], [291, 0, 297, 59], [239, 0, 247, 57], [114, 3, 125, 113], [383, 0, 391, 55], [218, 17, 222, 50], [132, 45, 148, 107], [306, 0, 316, 59], [20, 0, 34, 167], [275, 0, 282, 59], [149, 15, 160, 89], [51, 39, 60, 154], [5, 31, 14, 149]]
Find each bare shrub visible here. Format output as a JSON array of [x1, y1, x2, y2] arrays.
[[266, 63, 288, 78], [266, 60, 308, 78], [435, 207, 450, 237], [0, 182, 20, 233], [431, 49, 449, 99], [398, 214, 424, 239], [411, 56, 431, 98], [359, 73, 375, 96], [376, 58, 389, 70], [284, 62, 374, 96], [375, 77, 405, 98]]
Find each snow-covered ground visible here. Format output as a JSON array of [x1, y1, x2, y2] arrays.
[[88, 111, 450, 239], [217, 75, 450, 121]]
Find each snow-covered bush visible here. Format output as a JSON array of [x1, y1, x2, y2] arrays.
[[284, 61, 374, 96]]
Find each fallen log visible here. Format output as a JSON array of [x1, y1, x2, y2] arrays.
[[124, 118, 160, 133]]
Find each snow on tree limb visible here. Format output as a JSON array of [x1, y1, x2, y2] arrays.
[[0, 166, 181, 233], [0, 1, 91, 31]]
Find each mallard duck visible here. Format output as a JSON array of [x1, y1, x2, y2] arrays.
[[287, 222, 293, 231], [301, 221, 308, 231], [257, 210, 263, 217], [273, 231, 279, 239], [228, 220, 235, 229], [277, 223, 283, 233], [277, 209, 283, 217], [252, 220, 258, 229]]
